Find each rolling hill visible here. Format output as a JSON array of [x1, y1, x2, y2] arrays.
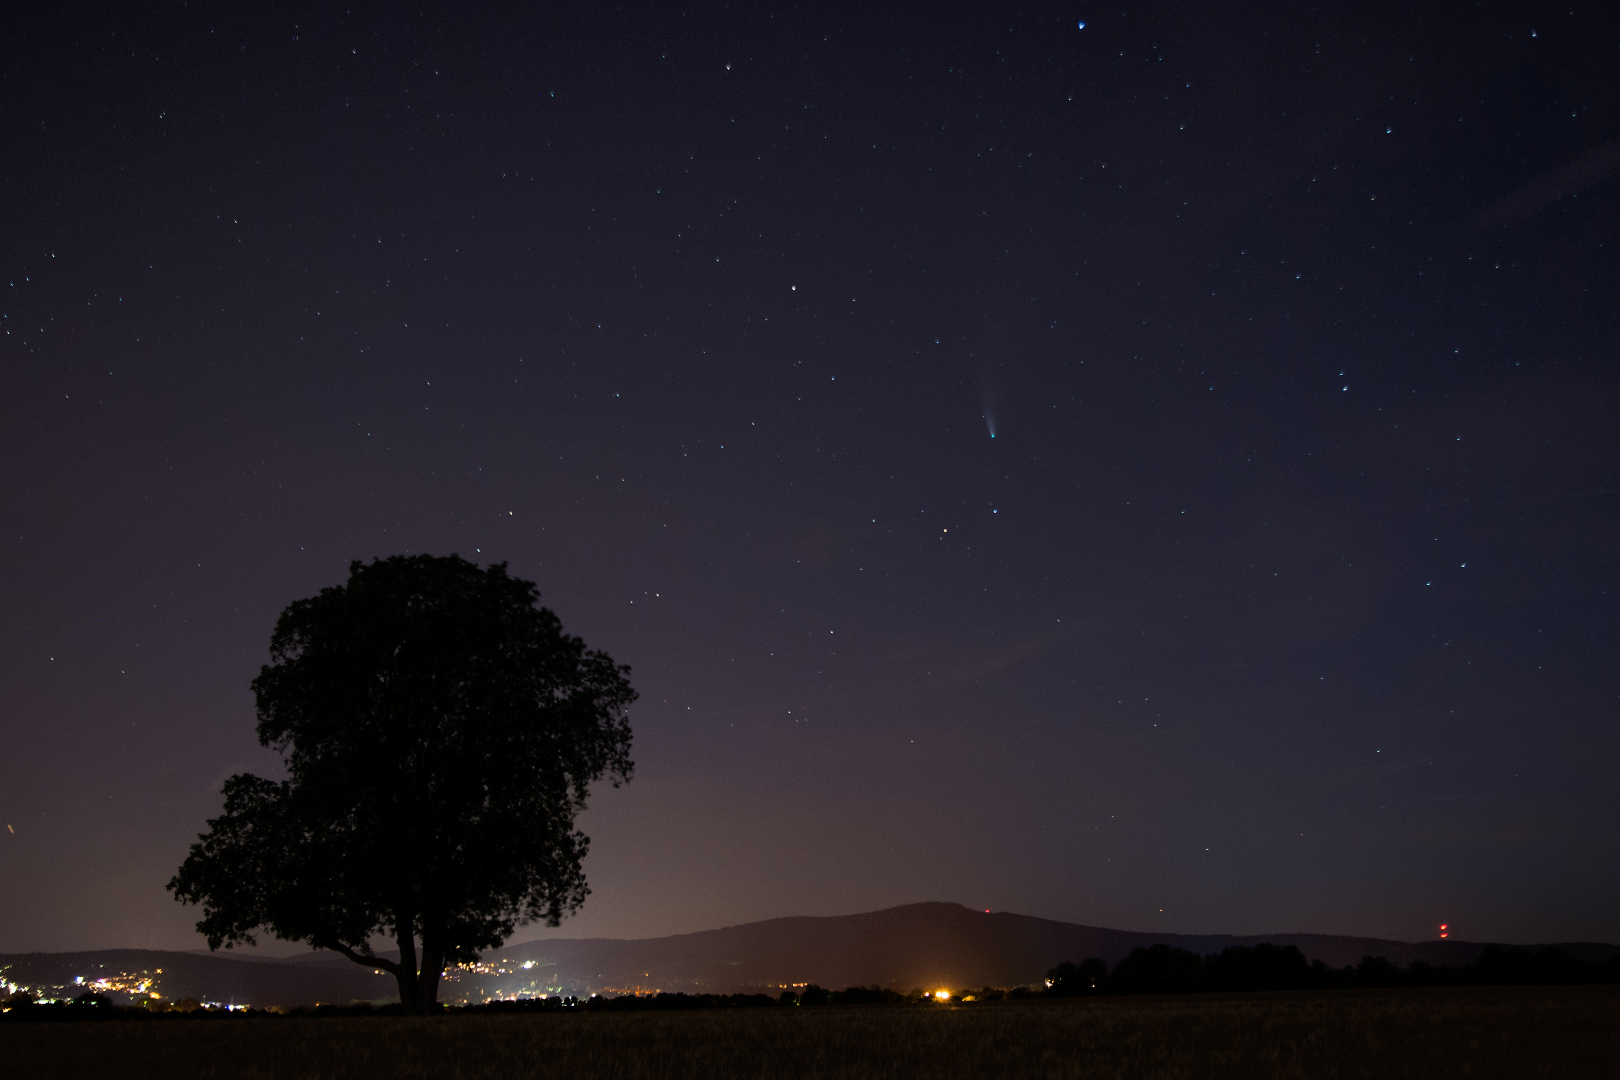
[[481, 902, 1618, 997], [5, 903, 1614, 1006]]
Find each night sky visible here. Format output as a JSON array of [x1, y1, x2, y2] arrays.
[[4, 3, 1618, 956]]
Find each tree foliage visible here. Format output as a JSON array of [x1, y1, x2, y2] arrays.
[[168, 555, 635, 1010], [1044, 942, 1620, 996], [1045, 958, 1109, 997]]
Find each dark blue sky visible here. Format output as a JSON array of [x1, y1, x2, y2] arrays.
[[3, 1, 1617, 953]]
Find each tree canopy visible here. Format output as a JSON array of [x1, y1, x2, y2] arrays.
[[168, 555, 635, 1010]]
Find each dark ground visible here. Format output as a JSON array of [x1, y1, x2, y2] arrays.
[[2, 986, 1616, 1079]]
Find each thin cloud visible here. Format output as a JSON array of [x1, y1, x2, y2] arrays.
[[1470, 141, 1620, 231]]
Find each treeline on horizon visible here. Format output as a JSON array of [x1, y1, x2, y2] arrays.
[[7, 943, 1618, 1022], [1045, 942, 1620, 996], [0, 986, 940, 1022], [0, 988, 917, 1022]]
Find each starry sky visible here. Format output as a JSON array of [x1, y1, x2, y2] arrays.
[[3, 2, 1618, 955]]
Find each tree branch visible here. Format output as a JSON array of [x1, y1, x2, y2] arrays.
[[319, 939, 402, 977]]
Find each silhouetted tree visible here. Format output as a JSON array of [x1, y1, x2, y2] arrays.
[[1202, 943, 1312, 992], [1109, 945, 1203, 994], [830, 986, 906, 1004], [168, 555, 635, 1012], [1040, 943, 1620, 997], [1352, 955, 1402, 987], [1045, 958, 1109, 996], [1478, 944, 1586, 985], [798, 984, 831, 1006]]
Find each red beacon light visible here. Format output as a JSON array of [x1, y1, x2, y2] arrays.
[[1439, 923, 1449, 939]]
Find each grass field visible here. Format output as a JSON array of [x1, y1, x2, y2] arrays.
[[3, 986, 1616, 1079]]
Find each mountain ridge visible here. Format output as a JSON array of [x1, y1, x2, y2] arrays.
[[5, 902, 1614, 1005], [484, 902, 1617, 995]]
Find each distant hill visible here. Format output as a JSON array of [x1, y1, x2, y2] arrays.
[[5, 903, 1615, 1006], [482, 902, 1619, 997]]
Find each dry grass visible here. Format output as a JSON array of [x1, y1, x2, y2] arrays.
[[3, 986, 1616, 1079]]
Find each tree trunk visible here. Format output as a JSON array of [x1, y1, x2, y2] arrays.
[[394, 917, 420, 1009], [414, 938, 445, 1012], [325, 933, 418, 1009]]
